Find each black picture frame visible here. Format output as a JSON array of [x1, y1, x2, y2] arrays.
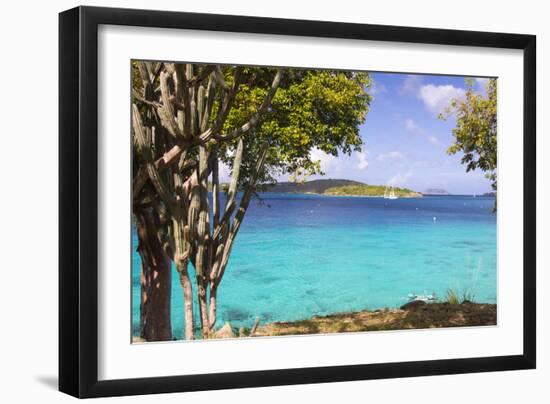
[[59, 5, 536, 398]]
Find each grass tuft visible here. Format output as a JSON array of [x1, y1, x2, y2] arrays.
[[445, 288, 476, 304]]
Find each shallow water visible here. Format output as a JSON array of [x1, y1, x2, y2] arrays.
[[132, 194, 496, 339]]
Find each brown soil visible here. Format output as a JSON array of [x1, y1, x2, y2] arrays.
[[253, 302, 496, 337]]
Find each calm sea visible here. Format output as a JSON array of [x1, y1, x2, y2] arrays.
[[132, 194, 497, 339]]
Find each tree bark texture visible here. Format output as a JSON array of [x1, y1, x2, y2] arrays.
[[135, 208, 172, 342]]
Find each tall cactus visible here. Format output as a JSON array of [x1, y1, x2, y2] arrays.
[[132, 63, 173, 342], [132, 62, 371, 341], [132, 62, 281, 340]]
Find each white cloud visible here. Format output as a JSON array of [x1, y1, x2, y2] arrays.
[[370, 82, 387, 96], [310, 148, 337, 173], [405, 118, 419, 132], [388, 170, 413, 187], [400, 75, 422, 95], [418, 84, 465, 115], [475, 77, 489, 87], [405, 118, 442, 147], [308, 148, 371, 178], [400, 75, 466, 115], [356, 151, 369, 170], [475, 77, 490, 96], [377, 151, 405, 161]]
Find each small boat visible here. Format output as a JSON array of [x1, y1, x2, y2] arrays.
[[384, 185, 398, 200], [407, 292, 438, 302]]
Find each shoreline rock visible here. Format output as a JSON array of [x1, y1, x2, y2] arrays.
[[253, 302, 496, 337], [132, 302, 497, 342]]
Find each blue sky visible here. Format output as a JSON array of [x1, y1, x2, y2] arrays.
[[306, 72, 493, 195]]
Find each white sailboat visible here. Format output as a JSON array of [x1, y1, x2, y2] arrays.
[[384, 185, 398, 200]]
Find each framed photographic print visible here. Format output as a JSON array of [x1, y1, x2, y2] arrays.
[[59, 6, 536, 398]]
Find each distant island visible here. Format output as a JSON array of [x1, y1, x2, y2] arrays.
[[324, 184, 422, 198], [266, 179, 422, 198], [423, 188, 450, 195]]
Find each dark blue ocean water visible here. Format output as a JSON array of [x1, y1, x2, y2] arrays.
[[132, 194, 496, 339]]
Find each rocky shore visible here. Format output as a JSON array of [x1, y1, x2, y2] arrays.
[[254, 301, 496, 337], [210, 301, 497, 339], [132, 302, 497, 342]]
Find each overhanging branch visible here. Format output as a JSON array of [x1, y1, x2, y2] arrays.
[[214, 69, 282, 142]]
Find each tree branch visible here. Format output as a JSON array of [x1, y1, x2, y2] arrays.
[[132, 89, 161, 108], [213, 67, 244, 134], [213, 143, 269, 286], [214, 69, 282, 142], [174, 64, 192, 137], [212, 139, 244, 241], [212, 66, 230, 91], [188, 65, 215, 87], [211, 146, 221, 229], [133, 142, 191, 199], [132, 104, 179, 211], [201, 77, 216, 133]]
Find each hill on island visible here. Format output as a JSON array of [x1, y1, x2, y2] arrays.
[[267, 179, 362, 194], [267, 179, 422, 198]]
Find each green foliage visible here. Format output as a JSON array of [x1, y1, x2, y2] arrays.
[[219, 68, 372, 187], [445, 288, 476, 305], [440, 78, 497, 194], [323, 184, 421, 197], [288, 167, 312, 184]]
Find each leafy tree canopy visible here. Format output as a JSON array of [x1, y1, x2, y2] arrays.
[[218, 67, 372, 188], [440, 78, 497, 192]]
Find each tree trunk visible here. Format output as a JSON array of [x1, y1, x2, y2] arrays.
[[208, 285, 218, 329], [178, 270, 195, 340], [195, 146, 212, 337], [136, 209, 172, 342]]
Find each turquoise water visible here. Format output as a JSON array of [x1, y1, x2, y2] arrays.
[[132, 194, 496, 338]]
